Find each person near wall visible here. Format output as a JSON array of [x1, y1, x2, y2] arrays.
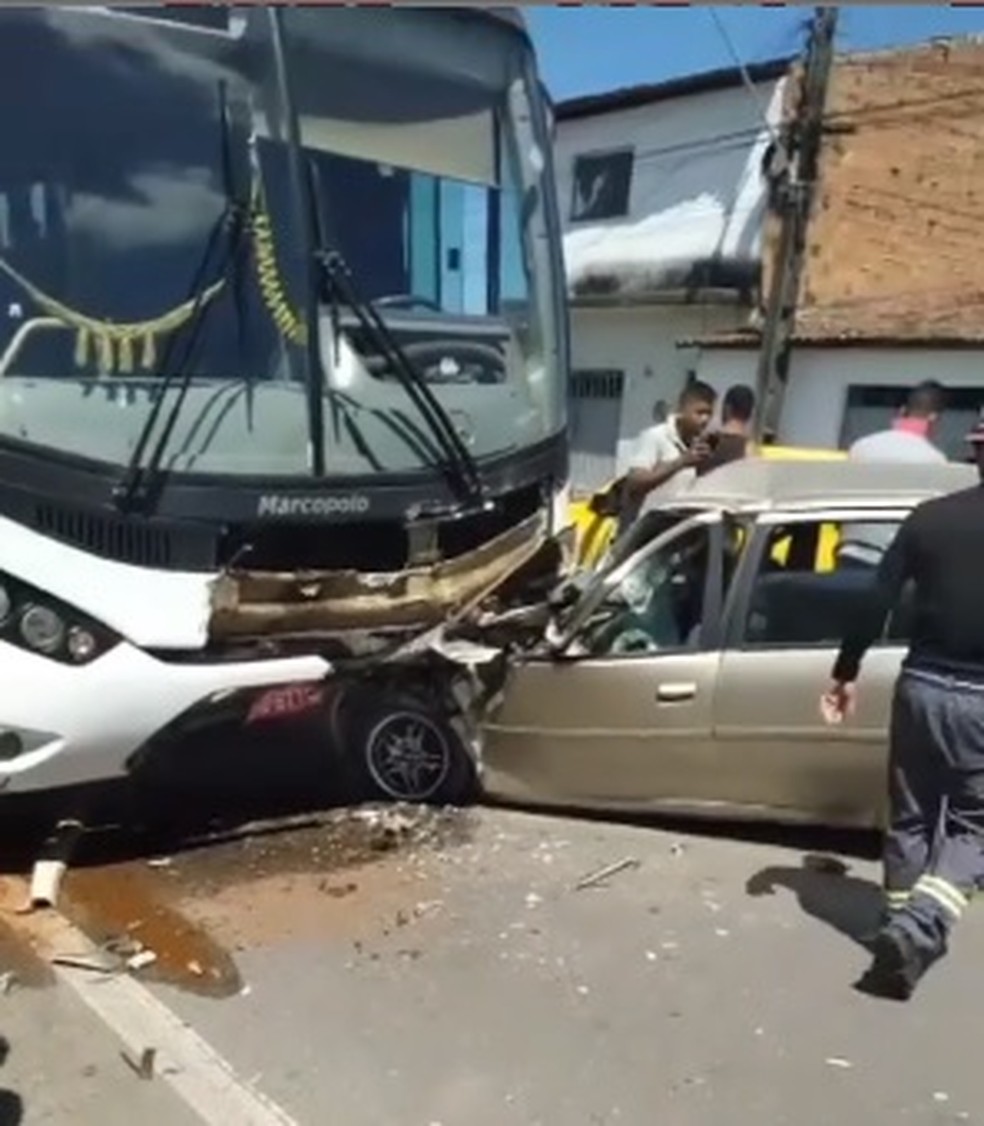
[[613, 380, 717, 537], [697, 383, 757, 476], [838, 381, 948, 568], [820, 411, 984, 1001]]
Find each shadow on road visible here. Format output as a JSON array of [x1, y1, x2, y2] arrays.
[[0, 1092, 22, 1126], [0, 1037, 23, 1126], [0, 1093, 23, 1126], [0, 717, 359, 875], [746, 853, 883, 946]]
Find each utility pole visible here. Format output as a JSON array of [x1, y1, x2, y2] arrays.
[[752, 6, 838, 443]]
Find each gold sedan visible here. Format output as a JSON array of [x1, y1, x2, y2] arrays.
[[482, 458, 976, 831]]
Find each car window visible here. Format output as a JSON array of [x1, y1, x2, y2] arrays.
[[577, 525, 711, 657], [744, 518, 904, 647], [603, 508, 694, 571]]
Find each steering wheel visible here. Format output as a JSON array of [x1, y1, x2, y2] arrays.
[[398, 339, 507, 385], [609, 628, 658, 655], [374, 294, 444, 313]]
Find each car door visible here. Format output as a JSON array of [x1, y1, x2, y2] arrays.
[[481, 512, 733, 813], [712, 507, 911, 829]]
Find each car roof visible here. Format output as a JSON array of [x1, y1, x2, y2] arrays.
[[667, 457, 979, 513]]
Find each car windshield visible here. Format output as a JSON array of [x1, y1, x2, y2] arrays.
[[0, 7, 564, 479]]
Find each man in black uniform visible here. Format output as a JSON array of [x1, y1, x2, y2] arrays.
[[822, 412, 984, 1000]]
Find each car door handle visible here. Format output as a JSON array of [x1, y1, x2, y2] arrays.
[[656, 682, 697, 703]]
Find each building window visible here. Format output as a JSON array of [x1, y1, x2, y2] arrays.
[[840, 385, 984, 461], [570, 369, 625, 401], [570, 149, 634, 223]]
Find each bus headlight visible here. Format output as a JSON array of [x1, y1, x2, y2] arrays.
[[0, 573, 118, 665], [66, 626, 98, 663], [19, 605, 66, 655]]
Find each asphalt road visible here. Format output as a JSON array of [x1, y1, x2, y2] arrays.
[[0, 800, 978, 1125]]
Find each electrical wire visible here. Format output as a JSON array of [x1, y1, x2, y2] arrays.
[[706, 8, 781, 147], [586, 81, 984, 171]]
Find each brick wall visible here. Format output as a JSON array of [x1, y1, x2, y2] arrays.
[[765, 38, 984, 342]]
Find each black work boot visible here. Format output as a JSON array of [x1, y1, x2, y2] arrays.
[[859, 895, 909, 949], [854, 925, 941, 1001]]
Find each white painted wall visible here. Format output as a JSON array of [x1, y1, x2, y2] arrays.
[[694, 345, 984, 453], [555, 78, 785, 296], [571, 305, 751, 476], [555, 75, 786, 494]]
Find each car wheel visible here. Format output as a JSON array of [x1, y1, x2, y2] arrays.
[[335, 691, 477, 806]]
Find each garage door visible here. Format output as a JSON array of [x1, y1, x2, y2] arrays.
[[569, 368, 624, 496], [840, 385, 984, 460]]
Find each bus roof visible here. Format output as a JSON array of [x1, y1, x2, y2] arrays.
[[483, 8, 526, 32]]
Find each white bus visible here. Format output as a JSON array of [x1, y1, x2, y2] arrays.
[[0, 6, 569, 807]]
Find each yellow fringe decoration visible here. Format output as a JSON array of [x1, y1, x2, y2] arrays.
[[0, 169, 309, 375]]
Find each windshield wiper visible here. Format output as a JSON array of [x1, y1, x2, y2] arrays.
[[316, 248, 485, 508], [113, 81, 248, 514]]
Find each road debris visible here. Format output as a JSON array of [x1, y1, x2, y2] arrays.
[[0, 972, 14, 995], [525, 892, 543, 908], [825, 1057, 853, 1070], [126, 949, 158, 973], [146, 857, 173, 869], [414, 900, 443, 919], [121, 1047, 156, 1081], [352, 806, 418, 837], [343, 802, 472, 857], [669, 842, 686, 858], [23, 818, 86, 911], [50, 948, 121, 974], [104, 934, 144, 960], [574, 857, 640, 891], [932, 1092, 949, 1103]]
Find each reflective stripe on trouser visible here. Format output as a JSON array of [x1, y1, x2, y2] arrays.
[[884, 888, 911, 911], [884, 669, 984, 956]]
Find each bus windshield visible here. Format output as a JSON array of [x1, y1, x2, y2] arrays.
[[0, 7, 565, 481]]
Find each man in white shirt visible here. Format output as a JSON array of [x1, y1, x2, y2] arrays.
[[839, 381, 947, 567], [617, 379, 717, 532], [848, 381, 946, 465]]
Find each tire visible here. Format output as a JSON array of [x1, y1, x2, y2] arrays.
[[334, 689, 477, 806]]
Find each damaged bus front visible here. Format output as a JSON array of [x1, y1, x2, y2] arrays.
[[0, 6, 568, 804]]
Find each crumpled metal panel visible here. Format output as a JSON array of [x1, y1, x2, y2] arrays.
[[208, 512, 548, 638]]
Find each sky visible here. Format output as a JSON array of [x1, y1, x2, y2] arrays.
[[526, 5, 984, 101]]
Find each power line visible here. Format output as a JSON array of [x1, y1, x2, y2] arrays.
[[569, 81, 984, 171], [706, 8, 781, 147]]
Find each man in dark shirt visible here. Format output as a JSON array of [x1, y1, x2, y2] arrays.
[[698, 384, 755, 476], [822, 413, 984, 1000]]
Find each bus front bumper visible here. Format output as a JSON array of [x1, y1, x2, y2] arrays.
[[0, 638, 331, 794]]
